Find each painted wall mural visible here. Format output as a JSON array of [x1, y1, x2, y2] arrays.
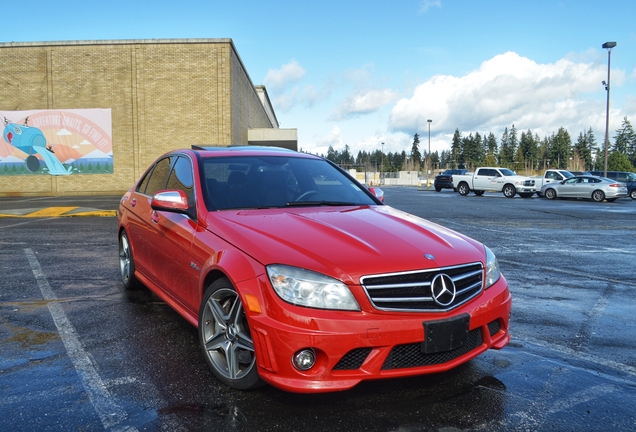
[[0, 109, 112, 176]]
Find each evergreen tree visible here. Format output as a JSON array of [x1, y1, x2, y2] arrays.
[[519, 129, 539, 171], [613, 117, 636, 166], [547, 127, 572, 169], [410, 133, 422, 167], [484, 132, 498, 166], [608, 150, 636, 172], [326, 145, 337, 163], [574, 132, 593, 171], [451, 129, 462, 167], [509, 124, 519, 168], [499, 127, 512, 166], [585, 128, 599, 170]]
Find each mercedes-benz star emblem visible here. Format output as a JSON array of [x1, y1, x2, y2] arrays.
[[431, 273, 456, 307]]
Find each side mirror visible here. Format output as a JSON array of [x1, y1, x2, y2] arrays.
[[368, 187, 385, 202], [151, 190, 189, 211]]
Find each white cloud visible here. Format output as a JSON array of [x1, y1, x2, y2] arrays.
[[56, 128, 72, 136], [389, 51, 624, 142], [330, 88, 400, 120], [263, 60, 306, 91], [419, 0, 441, 14]]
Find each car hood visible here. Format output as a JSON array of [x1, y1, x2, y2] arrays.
[[206, 206, 485, 283]]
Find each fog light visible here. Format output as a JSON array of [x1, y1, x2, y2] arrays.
[[293, 349, 316, 371]]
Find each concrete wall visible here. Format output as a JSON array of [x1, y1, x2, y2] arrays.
[[0, 39, 275, 196]]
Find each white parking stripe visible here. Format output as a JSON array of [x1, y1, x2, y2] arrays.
[[24, 248, 137, 432]]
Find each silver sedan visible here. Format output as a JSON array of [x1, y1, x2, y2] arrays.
[[542, 176, 628, 202]]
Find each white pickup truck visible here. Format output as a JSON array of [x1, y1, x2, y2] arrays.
[[453, 167, 537, 198], [533, 169, 574, 196]]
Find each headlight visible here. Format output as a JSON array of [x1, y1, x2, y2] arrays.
[[267, 265, 360, 311], [485, 246, 501, 288]]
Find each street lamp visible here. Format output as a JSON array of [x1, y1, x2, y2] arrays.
[[602, 41, 616, 177], [427, 119, 432, 186]]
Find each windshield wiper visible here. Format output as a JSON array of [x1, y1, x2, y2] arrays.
[[285, 201, 360, 207]]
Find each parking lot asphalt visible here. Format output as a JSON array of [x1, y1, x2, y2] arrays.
[[1, 189, 635, 431]]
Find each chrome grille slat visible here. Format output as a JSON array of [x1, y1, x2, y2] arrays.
[[361, 262, 484, 312], [456, 281, 482, 296], [372, 296, 434, 303], [366, 281, 431, 290]]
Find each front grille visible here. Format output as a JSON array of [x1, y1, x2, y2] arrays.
[[333, 348, 372, 370], [361, 263, 483, 312], [382, 328, 483, 370]]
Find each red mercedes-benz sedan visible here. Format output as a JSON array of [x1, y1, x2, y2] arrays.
[[117, 146, 511, 393]]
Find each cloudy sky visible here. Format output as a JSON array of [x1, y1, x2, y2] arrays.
[[3, 0, 635, 156]]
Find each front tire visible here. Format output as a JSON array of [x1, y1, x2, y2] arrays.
[[198, 278, 263, 390], [503, 184, 516, 198], [545, 188, 557, 200], [118, 230, 139, 290], [457, 182, 470, 196], [591, 190, 605, 202]]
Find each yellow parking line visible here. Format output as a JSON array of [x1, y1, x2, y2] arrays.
[[24, 207, 79, 217], [0, 207, 117, 218], [69, 210, 117, 217]]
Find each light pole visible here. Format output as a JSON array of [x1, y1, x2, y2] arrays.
[[427, 119, 432, 186], [602, 41, 616, 178]]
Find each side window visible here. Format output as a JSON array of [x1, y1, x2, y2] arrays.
[[137, 168, 153, 194], [616, 173, 627, 182], [144, 157, 172, 197], [166, 156, 195, 206]]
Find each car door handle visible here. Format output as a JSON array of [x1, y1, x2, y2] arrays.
[[151, 211, 160, 224], [130, 198, 137, 207]]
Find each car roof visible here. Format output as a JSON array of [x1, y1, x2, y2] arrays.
[[183, 145, 320, 159]]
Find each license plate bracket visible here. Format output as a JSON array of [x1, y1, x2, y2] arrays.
[[421, 314, 470, 354]]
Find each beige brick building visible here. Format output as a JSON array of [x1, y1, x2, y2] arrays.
[[0, 39, 296, 197]]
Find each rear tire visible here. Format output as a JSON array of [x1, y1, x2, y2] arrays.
[[591, 190, 605, 202], [457, 182, 470, 196], [630, 189, 636, 200], [198, 277, 263, 390]]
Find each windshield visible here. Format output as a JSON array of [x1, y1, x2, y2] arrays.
[[200, 156, 378, 210]]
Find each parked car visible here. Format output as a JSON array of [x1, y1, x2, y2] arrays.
[[117, 146, 511, 393], [434, 169, 468, 192], [541, 175, 628, 202], [589, 171, 636, 200]]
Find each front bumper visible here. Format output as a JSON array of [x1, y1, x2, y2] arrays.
[[238, 274, 512, 393]]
